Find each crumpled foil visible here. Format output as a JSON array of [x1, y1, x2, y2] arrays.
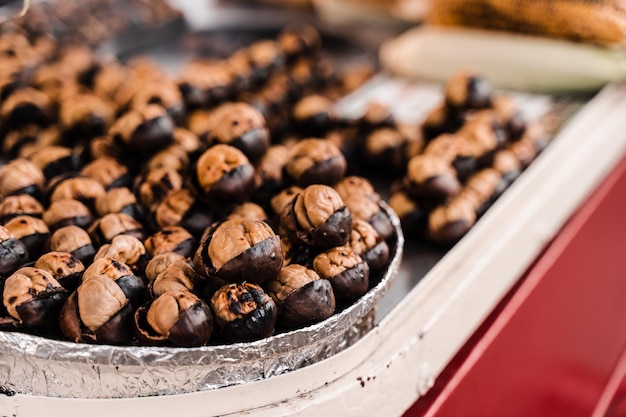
[[0, 203, 404, 399]]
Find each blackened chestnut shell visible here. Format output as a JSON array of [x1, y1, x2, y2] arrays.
[[0, 238, 29, 277], [327, 261, 370, 302], [280, 202, 352, 250], [15, 289, 67, 332], [279, 279, 335, 328]]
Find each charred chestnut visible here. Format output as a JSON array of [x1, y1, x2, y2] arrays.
[[269, 185, 302, 217], [4, 215, 49, 260], [144, 226, 195, 258], [43, 199, 93, 231], [0, 158, 45, 199], [267, 264, 335, 328], [109, 104, 174, 153], [49, 225, 96, 265], [81, 157, 131, 190], [348, 219, 389, 272], [254, 145, 290, 205], [149, 258, 202, 297], [342, 194, 394, 241], [34, 251, 84, 292], [195, 219, 282, 285], [3, 267, 67, 332], [280, 184, 351, 249], [427, 195, 477, 244], [89, 212, 145, 246], [46, 173, 106, 210], [94, 235, 148, 276], [134, 290, 213, 347], [208, 103, 270, 162], [82, 257, 146, 308], [445, 72, 493, 111], [0, 225, 29, 277], [154, 189, 215, 237], [313, 246, 370, 302], [59, 274, 133, 345], [59, 93, 114, 141], [1, 87, 51, 128], [211, 282, 277, 343], [388, 190, 426, 236], [137, 167, 184, 209], [146, 145, 189, 173], [95, 187, 145, 222], [0, 194, 44, 224], [27, 145, 81, 180], [190, 144, 256, 204], [285, 138, 347, 187], [404, 154, 461, 202]]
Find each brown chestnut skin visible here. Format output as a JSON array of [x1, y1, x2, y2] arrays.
[[267, 264, 335, 328], [279, 184, 352, 250], [49, 225, 96, 266], [94, 235, 149, 277], [88, 212, 145, 246], [0, 158, 45, 200], [427, 195, 477, 245], [134, 290, 213, 347], [195, 220, 283, 285], [211, 282, 277, 343], [83, 257, 146, 309], [109, 104, 174, 153], [0, 225, 29, 277], [46, 173, 106, 211], [154, 189, 216, 238], [0, 194, 44, 224], [59, 274, 133, 345], [191, 144, 256, 204], [27, 145, 81, 180], [313, 247, 370, 302], [3, 267, 67, 332], [208, 103, 270, 163], [404, 154, 461, 202], [144, 226, 196, 258], [285, 138, 347, 187], [43, 199, 94, 232], [348, 219, 390, 272], [34, 251, 84, 292], [342, 194, 395, 241], [4, 215, 50, 260]]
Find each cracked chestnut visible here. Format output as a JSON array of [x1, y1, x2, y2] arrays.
[[34, 251, 84, 292], [3, 267, 67, 332], [134, 290, 213, 347], [279, 184, 351, 249], [4, 215, 49, 260], [49, 225, 96, 266], [94, 235, 148, 276], [0, 158, 45, 199], [109, 104, 174, 153], [211, 282, 277, 343], [348, 219, 389, 272], [59, 273, 133, 345], [144, 226, 195, 258], [82, 257, 146, 309], [0, 194, 44, 224], [313, 246, 370, 302], [0, 225, 29, 277], [194, 219, 283, 285], [43, 199, 93, 231], [267, 264, 335, 328], [285, 138, 346, 187]]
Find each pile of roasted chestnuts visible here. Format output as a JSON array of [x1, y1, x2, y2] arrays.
[[0, 24, 398, 347]]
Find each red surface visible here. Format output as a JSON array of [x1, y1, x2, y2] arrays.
[[404, 154, 626, 417]]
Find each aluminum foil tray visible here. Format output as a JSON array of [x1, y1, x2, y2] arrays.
[[0, 203, 403, 399]]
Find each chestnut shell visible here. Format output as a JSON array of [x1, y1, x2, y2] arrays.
[[327, 261, 370, 302], [279, 279, 335, 328], [15, 290, 68, 332], [0, 238, 29, 277]]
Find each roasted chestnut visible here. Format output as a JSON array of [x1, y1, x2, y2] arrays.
[[3, 267, 67, 332], [145, 252, 188, 283], [137, 167, 184, 209], [190, 144, 256, 204], [278, 24, 321, 62], [27, 145, 81, 180], [404, 154, 461, 202], [427, 194, 477, 244], [348, 219, 389, 272], [208, 102, 270, 163], [0, 225, 29, 277], [269, 185, 302, 217], [0, 158, 45, 199], [285, 138, 347, 187], [313, 246, 370, 302], [94, 235, 148, 276], [59, 274, 134, 345], [280, 184, 351, 249], [58, 92, 114, 141], [0, 194, 44, 224], [49, 225, 96, 265], [291, 95, 336, 137], [109, 104, 174, 153], [194, 219, 282, 285], [95, 187, 145, 222], [211, 282, 277, 343], [43, 199, 94, 231], [89, 212, 145, 246], [81, 156, 131, 190], [82, 257, 146, 308], [178, 60, 233, 109], [129, 80, 185, 123], [149, 258, 202, 297], [227, 202, 267, 223], [34, 251, 85, 292], [46, 173, 106, 211], [342, 194, 394, 241], [1, 87, 51, 128], [388, 190, 426, 236], [146, 145, 189, 173], [267, 264, 335, 328], [134, 290, 213, 347], [254, 144, 290, 205], [144, 226, 195, 258], [4, 215, 49, 260], [153, 189, 215, 238], [334, 176, 380, 203]]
